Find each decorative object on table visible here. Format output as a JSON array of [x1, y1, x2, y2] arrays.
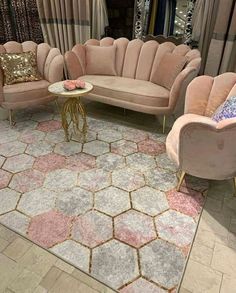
[[212, 96, 236, 122], [0, 51, 42, 85], [63, 79, 86, 91], [0, 41, 64, 127], [166, 72, 236, 193], [48, 81, 93, 142], [65, 37, 201, 133]]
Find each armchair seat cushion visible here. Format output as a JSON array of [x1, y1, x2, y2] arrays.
[[80, 75, 169, 107]]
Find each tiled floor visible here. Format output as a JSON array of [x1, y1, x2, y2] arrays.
[[0, 223, 117, 293]]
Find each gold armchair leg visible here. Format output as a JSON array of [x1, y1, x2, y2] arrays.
[[233, 178, 236, 196], [176, 171, 186, 191], [162, 115, 166, 134]]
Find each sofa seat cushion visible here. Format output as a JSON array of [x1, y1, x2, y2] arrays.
[[80, 75, 169, 107], [3, 80, 50, 103]]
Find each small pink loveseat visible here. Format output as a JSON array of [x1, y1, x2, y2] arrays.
[[65, 37, 201, 125]]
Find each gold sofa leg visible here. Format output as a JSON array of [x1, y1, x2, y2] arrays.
[[162, 115, 166, 134], [9, 109, 14, 127], [176, 171, 186, 191]]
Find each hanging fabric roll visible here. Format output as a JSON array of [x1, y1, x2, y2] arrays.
[[154, 0, 167, 35], [148, 0, 158, 34], [169, 0, 177, 35]]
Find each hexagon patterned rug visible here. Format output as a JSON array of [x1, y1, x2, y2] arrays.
[[0, 107, 208, 292]]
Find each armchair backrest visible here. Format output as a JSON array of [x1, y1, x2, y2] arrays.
[[70, 37, 201, 82], [185, 72, 236, 116], [0, 41, 61, 81]]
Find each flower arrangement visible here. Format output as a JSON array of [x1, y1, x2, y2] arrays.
[[63, 78, 86, 91]]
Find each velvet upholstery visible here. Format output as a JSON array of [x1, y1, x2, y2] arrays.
[[0, 41, 64, 110], [65, 37, 201, 116], [166, 72, 236, 180]]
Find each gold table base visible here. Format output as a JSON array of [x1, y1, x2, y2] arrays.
[[61, 97, 87, 142]]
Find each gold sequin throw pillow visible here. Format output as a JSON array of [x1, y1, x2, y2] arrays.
[[0, 51, 42, 85]]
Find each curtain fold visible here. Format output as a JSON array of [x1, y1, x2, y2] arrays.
[[154, 0, 167, 35], [204, 0, 236, 75], [36, 0, 108, 54]]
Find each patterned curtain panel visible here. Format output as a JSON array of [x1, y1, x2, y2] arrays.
[[36, 0, 108, 54], [204, 0, 236, 75], [0, 0, 43, 44]]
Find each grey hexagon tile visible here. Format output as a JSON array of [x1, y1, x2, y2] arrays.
[[155, 153, 178, 172], [54, 141, 82, 156], [72, 210, 112, 247], [17, 188, 57, 217], [123, 129, 148, 143], [65, 153, 96, 172], [91, 239, 139, 289], [0, 211, 30, 235], [111, 139, 138, 156], [56, 187, 93, 216], [9, 170, 44, 193], [155, 210, 196, 247], [31, 111, 54, 122], [15, 120, 38, 131], [0, 169, 11, 189], [0, 188, 20, 215], [120, 278, 167, 293], [98, 129, 122, 143], [88, 117, 114, 132], [145, 168, 178, 192], [78, 168, 110, 192], [96, 153, 125, 171], [0, 141, 27, 157], [3, 154, 35, 173], [149, 133, 167, 143], [0, 155, 5, 168], [72, 130, 97, 143], [26, 141, 54, 157], [131, 186, 169, 216], [0, 129, 19, 144], [51, 240, 90, 272], [45, 129, 65, 144], [126, 153, 156, 172], [114, 210, 156, 248], [83, 141, 109, 156], [95, 186, 130, 216], [44, 169, 78, 191], [112, 167, 145, 192], [140, 239, 185, 289], [19, 129, 45, 144]]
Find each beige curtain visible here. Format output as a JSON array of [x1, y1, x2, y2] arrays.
[[36, 0, 108, 54], [204, 0, 236, 75], [191, 0, 219, 74]]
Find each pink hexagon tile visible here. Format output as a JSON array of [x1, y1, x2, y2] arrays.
[[9, 169, 44, 193], [0, 170, 12, 189], [114, 210, 156, 248], [72, 211, 112, 248], [65, 153, 96, 172], [36, 120, 62, 132], [120, 278, 167, 293], [3, 154, 35, 173], [138, 139, 166, 156], [28, 210, 72, 248], [166, 188, 205, 218], [34, 153, 66, 173], [123, 129, 148, 143], [19, 129, 45, 144]]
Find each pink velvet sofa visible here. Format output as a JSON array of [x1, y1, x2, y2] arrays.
[[0, 41, 64, 124], [65, 37, 201, 130], [166, 72, 236, 191]]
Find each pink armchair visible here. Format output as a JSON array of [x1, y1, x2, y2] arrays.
[[166, 72, 236, 191], [0, 41, 64, 125]]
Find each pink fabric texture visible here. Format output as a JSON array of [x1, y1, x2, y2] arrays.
[[166, 72, 236, 180], [65, 37, 201, 116], [0, 41, 64, 110], [85, 44, 117, 76]]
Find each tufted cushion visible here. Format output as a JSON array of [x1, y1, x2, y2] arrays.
[[152, 53, 187, 90], [85, 45, 117, 76], [212, 96, 236, 122]]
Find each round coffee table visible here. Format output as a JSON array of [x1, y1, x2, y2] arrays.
[[48, 81, 93, 142]]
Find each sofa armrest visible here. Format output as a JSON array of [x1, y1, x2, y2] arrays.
[[174, 114, 236, 179], [64, 51, 83, 79], [169, 67, 199, 115]]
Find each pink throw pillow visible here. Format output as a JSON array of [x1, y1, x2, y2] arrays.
[[85, 45, 117, 76], [151, 53, 187, 90]]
